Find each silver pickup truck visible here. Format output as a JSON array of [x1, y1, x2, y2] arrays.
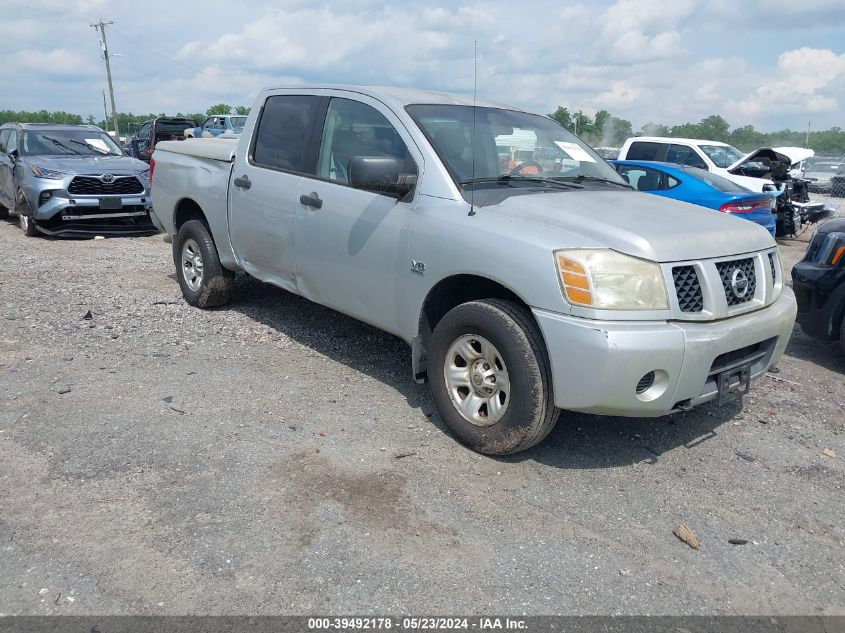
[[151, 85, 797, 455]]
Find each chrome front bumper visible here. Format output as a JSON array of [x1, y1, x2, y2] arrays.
[[533, 289, 797, 417]]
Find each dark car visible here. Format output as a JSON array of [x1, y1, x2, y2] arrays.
[[792, 217, 845, 353], [126, 117, 198, 162]]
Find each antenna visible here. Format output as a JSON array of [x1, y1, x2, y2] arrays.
[[469, 40, 477, 217]]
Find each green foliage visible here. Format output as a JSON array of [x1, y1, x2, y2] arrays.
[[548, 106, 845, 155], [0, 110, 83, 125], [206, 103, 234, 115], [234, 105, 251, 115]]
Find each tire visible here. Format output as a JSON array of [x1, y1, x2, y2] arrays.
[[0, 202, 8, 221], [840, 311, 845, 357], [173, 219, 234, 308], [428, 298, 559, 455], [16, 194, 38, 237]]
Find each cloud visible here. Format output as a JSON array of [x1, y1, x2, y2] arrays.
[[732, 47, 845, 117], [1, 0, 844, 131]]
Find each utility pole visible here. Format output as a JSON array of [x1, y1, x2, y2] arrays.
[[91, 19, 119, 139], [806, 121, 811, 148], [101, 90, 108, 130]]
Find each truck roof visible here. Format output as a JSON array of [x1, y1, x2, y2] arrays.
[[260, 84, 516, 112], [627, 136, 733, 147]]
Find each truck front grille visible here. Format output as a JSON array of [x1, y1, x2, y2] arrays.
[[68, 176, 144, 196], [768, 252, 777, 281], [672, 266, 703, 313], [716, 258, 756, 306]]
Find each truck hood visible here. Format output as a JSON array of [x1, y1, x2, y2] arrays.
[[490, 190, 774, 262], [728, 146, 814, 172], [25, 154, 149, 175]]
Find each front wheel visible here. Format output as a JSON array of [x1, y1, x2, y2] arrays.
[[17, 195, 38, 237], [173, 219, 234, 308], [428, 299, 559, 455]]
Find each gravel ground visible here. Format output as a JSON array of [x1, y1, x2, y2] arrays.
[[0, 200, 843, 616]]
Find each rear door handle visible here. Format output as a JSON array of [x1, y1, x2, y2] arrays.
[[233, 175, 251, 189], [300, 192, 322, 209]]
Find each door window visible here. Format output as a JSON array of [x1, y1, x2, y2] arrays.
[[251, 95, 322, 173], [0, 130, 9, 153], [615, 164, 677, 191], [6, 130, 18, 154], [666, 144, 707, 169], [136, 122, 151, 139], [626, 141, 664, 161], [317, 98, 415, 187]]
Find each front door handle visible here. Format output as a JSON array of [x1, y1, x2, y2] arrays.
[[300, 192, 322, 209], [233, 175, 251, 189]]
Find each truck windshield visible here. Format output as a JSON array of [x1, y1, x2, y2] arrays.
[[21, 129, 123, 156], [699, 144, 744, 168], [406, 104, 625, 187]]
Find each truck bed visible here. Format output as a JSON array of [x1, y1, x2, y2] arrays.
[[155, 137, 238, 162], [151, 138, 239, 268]]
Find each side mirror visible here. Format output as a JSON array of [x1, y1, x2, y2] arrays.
[[9, 149, 18, 163], [348, 156, 417, 199]]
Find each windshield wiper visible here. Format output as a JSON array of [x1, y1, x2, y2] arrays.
[[41, 136, 82, 155], [460, 175, 584, 189], [68, 139, 112, 155], [552, 174, 633, 189]]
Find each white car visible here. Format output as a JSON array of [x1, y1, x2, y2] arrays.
[[618, 136, 813, 192]]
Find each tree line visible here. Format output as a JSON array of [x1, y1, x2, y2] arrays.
[[2, 104, 844, 156], [549, 107, 845, 156]]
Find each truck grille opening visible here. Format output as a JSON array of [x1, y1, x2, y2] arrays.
[[768, 252, 777, 281], [672, 266, 704, 312], [716, 258, 756, 306], [709, 340, 770, 374], [68, 176, 144, 196]]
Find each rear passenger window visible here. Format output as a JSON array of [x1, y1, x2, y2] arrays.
[[0, 130, 9, 153], [626, 142, 663, 161], [252, 95, 322, 173], [666, 144, 707, 169]]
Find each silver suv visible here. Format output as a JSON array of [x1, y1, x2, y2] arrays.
[[0, 123, 157, 237]]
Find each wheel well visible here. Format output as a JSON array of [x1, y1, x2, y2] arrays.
[[173, 198, 208, 232], [414, 274, 534, 381]]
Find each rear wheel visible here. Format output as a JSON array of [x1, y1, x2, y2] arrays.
[[0, 202, 8, 220], [173, 219, 234, 308], [428, 299, 559, 455]]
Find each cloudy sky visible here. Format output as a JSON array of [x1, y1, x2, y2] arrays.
[[3, 0, 844, 131]]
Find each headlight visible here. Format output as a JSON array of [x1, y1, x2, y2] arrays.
[[29, 165, 66, 179], [555, 249, 668, 310], [813, 232, 845, 266]]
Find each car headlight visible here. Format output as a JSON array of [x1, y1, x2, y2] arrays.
[[555, 249, 668, 310], [813, 232, 845, 266], [29, 165, 66, 179]]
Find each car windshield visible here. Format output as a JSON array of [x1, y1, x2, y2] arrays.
[[406, 104, 625, 187], [230, 117, 246, 129], [21, 129, 122, 156], [680, 166, 750, 193], [699, 144, 745, 168]]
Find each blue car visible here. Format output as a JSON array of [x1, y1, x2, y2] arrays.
[[610, 160, 777, 236]]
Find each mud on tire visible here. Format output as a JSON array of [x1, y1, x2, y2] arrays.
[[173, 219, 234, 308]]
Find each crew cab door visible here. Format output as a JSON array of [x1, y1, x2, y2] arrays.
[[294, 94, 421, 335], [228, 93, 324, 292]]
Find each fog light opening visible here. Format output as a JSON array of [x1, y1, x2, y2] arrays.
[[635, 369, 670, 402], [636, 371, 655, 395]]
